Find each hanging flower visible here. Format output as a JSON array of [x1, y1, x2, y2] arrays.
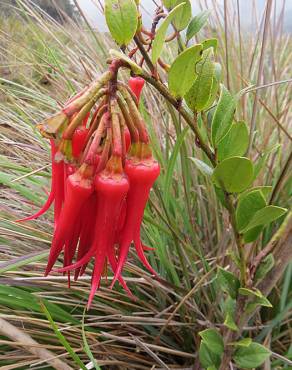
[[18, 68, 160, 308]]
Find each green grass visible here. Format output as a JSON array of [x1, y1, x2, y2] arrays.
[[0, 0, 291, 369]]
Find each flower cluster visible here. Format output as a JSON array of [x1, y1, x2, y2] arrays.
[[19, 66, 160, 308]]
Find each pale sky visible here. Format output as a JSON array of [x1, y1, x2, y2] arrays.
[[75, 0, 292, 32]]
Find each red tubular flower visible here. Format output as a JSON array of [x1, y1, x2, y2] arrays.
[[20, 68, 160, 306], [17, 140, 65, 225], [111, 151, 160, 288], [63, 218, 81, 287], [128, 77, 145, 102], [73, 194, 97, 280], [72, 127, 89, 158], [87, 167, 130, 307], [124, 127, 131, 152], [45, 164, 94, 275], [56, 161, 133, 307]]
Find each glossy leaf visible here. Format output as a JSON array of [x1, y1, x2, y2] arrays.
[[186, 10, 211, 40], [237, 188, 272, 242], [231, 338, 252, 347], [110, 49, 143, 75], [152, 3, 185, 63], [199, 342, 221, 369], [236, 189, 266, 232], [211, 85, 236, 146], [217, 267, 240, 299], [234, 342, 271, 369], [162, 0, 177, 8], [243, 225, 264, 243], [105, 0, 138, 46], [246, 295, 273, 313], [172, 0, 192, 31], [224, 312, 238, 331], [241, 206, 287, 233], [239, 287, 263, 298], [202, 38, 218, 52], [189, 157, 213, 176], [217, 121, 249, 161], [199, 328, 224, 355], [223, 297, 237, 331], [185, 49, 214, 112], [255, 254, 275, 281], [212, 156, 254, 193], [239, 186, 272, 201], [168, 44, 202, 98], [204, 63, 221, 110]]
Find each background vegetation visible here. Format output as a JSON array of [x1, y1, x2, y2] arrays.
[[0, 0, 291, 369]]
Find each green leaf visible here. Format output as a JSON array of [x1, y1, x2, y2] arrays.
[[223, 297, 238, 331], [189, 157, 213, 176], [255, 254, 275, 281], [152, 3, 185, 63], [105, 0, 138, 47], [211, 85, 236, 146], [239, 287, 272, 310], [236, 189, 266, 232], [214, 62, 222, 81], [172, 0, 192, 31], [247, 295, 273, 312], [109, 49, 143, 75], [224, 312, 238, 331], [199, 341, 221, 368], [241, 206, 287, 233], [199, 328, 224, 355], [205, 78, 219, 110], [239, 186, 272, 201], [202, 38, 218, 52], [217, 121, 249, 161], [244, 226, 264, 243], [212, 157, 254, 193], [236, 186, 272, 242], [168, 44, 202, 98], [234, 342, 271, 368], [186, 10, 211, 40], [239, 287, 263, 298], [231, 338, 252, 347], [217, 267, 240, 299], [204, 63, 221, 110], [162, 0, 176, 8], [185, 49, 215, 112]]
